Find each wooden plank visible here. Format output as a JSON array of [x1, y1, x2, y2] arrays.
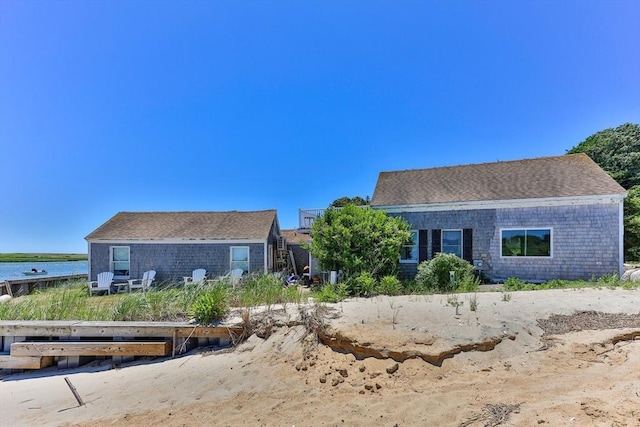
[[11, 341, 172, 357], [0, 281, 13, 297], [0, 355, 53, 369], [0, 321, 244, 338]]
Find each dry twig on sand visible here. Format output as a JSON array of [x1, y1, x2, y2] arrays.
[[537, 311, 640, 335], [459, 403, 521, 427]]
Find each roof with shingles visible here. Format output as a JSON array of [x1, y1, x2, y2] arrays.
[[371, 153, 626, 207], [281, 229, 312, 244], [86, 210, 278, 241]]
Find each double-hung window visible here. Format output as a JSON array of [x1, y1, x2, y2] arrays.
[[442, 230, 462, 258], [400, 231, 418, 263], [111, 246, 130, 278], [501, 228, 552, 257], [231, 246, 250, 273]]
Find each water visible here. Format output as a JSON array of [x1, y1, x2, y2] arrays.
[[0, 261, 88, 282]]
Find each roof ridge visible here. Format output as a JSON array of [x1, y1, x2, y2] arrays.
[[378, 153, 588, 175]]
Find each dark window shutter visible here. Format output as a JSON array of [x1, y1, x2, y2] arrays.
[[431, 229, 441, 258], [463, 228, 473, 262], [418, 230, 429, 263]]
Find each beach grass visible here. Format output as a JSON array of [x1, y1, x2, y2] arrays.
[[1, 273, 635, 322], [0, 276, 308, 323]]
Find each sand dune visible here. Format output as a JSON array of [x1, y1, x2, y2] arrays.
[[1, 288, 639, 427]]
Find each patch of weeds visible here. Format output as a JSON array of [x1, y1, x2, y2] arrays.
[[468, 293, 479, 311], [501, 291, 512, 302], [456, 274, 480, 293], [190, 284, 229, 324], [503, 277, 525, 291], [447, 294, 464, 315], [392, 307, 400, 329]]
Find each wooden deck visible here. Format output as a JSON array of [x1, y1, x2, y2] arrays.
[[0, 321, 245, 371], [0, 274, 87, 297]]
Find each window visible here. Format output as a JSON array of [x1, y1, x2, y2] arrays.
[[231, 246, 250, 273], [400, 231, 418, 263], [111, 246, 130, 278], [442, 230, 462, 258], [501, 229, 552, 257]]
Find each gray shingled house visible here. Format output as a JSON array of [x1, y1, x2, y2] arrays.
[[85, 210, 280, 283], [371, 154, 627, 282]]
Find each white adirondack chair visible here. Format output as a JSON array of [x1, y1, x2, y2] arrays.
[[128, 270, 156, 293], [88, 271, 114, 296], [216, 268, 244, 287], [184, 268, 207, 287], [229, 268, 244, 286]]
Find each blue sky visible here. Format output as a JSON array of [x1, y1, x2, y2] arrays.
[[1, 1, 639, 253]]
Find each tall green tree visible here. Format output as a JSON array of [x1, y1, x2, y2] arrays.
[[624, 186, 640, 260], [567, 123, 639, 188], [330, 196, 370, 207], [567, 123, 640, 260], [308, 204, 411, 278]]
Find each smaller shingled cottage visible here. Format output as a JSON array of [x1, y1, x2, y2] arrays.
[[371, 154, 627, 282], [85, 210, 280, 283]]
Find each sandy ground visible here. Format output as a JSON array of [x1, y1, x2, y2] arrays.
[[1, 288, 639, 427]]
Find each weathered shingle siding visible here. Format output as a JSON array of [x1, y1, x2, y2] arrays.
[[389, 203, 621, 282], [491, 204, 620, 281], [89, 242, 266, 282], [390, 209, 495, 279]]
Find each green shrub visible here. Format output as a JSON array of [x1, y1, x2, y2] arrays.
[[345, 271, 377, 297], [336, 283, 349, 300], [190, 284, 229, 324], [377, 275, 402, 295], [314, 283, 339, 303], [503, 277, 525, 291], [596, 273, 620, 289], [415, 253, 476, 292]]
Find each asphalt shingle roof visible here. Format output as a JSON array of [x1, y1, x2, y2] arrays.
[[371, 153, 626, 206], [86, 210, 277, 240]]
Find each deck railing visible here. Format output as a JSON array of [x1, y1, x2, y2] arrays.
[[298, 208, 326, 230]]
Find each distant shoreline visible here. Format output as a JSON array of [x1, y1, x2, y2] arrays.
[[0, 253, 87, 262]]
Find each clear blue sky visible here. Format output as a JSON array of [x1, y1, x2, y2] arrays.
[[1, 1, 638, 253]]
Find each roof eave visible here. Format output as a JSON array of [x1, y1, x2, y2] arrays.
[[372, 193, 626, 213]]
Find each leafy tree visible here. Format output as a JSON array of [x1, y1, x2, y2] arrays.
[[567, 123, 639, 189], [308, 204, 411, 278], [330, 196, 370, 207], [624, 186, 640, 260], [567, 123, 640, 261]]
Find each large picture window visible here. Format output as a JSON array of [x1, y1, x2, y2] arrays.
[[231, 246, 250, 273], [400, 231, 418, 263], [501, 229, 552, 257], [442, 230, 462, 258], [111, 246, 130, 278]]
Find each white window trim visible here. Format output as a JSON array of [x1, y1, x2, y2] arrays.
[[267, 244, 273, 271], [399, 230, 419, 264], [500, 227, 553, 258], [441, 229, 463, 258], [230, 246, 250, 273], [110, 246, 130, 279]]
